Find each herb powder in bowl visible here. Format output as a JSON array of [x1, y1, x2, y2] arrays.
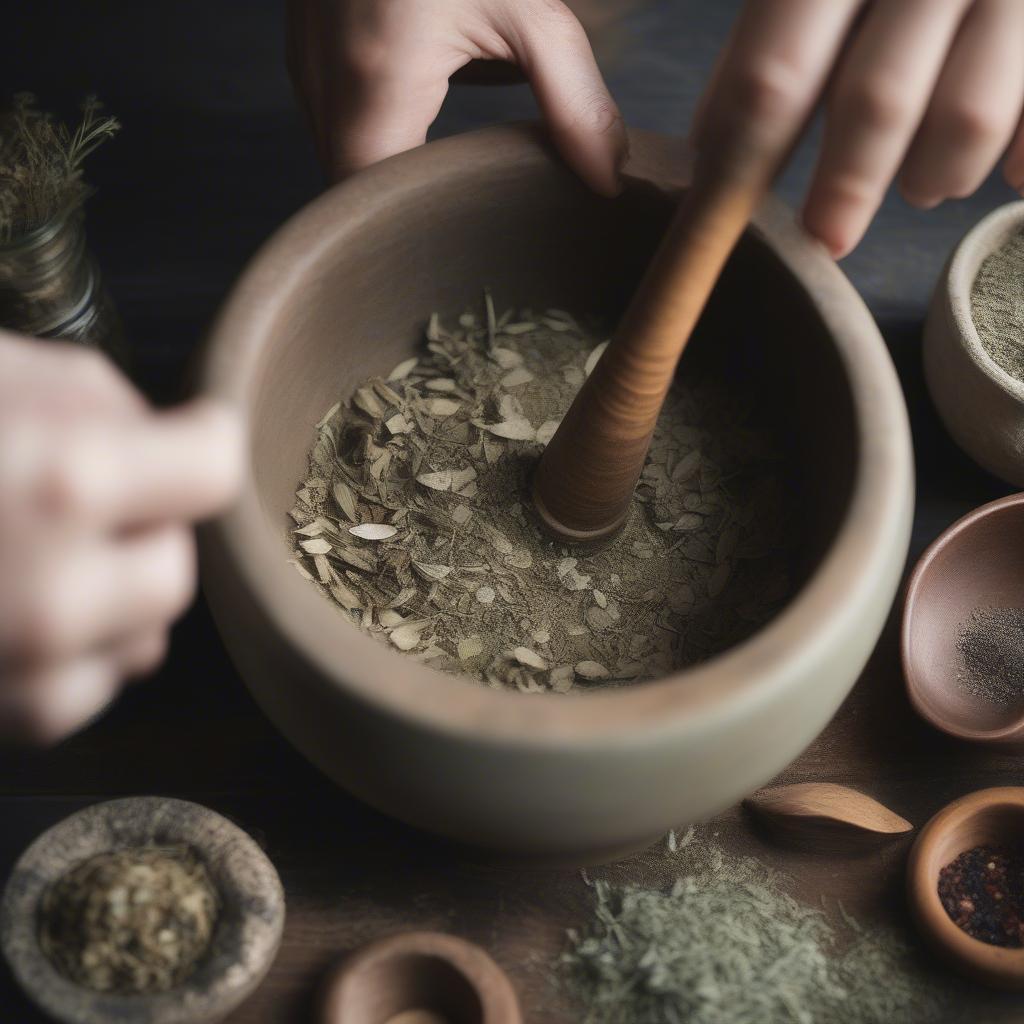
[[971, 227, 1024, 383], [290, 299, 794, 693], [38, 845, 219, 994]]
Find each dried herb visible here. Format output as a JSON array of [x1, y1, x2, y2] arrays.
[[956, 606, 1024, 707], [938, 844, 1024, 947], [39, 845, 219, 994], [291, 297, 793, 692], [0, 94, 120, 242], [563, 840, 957, 1024]]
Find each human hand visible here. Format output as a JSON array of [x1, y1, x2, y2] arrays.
[[0, 333, 243, 744], [693, 0, 1024, 257], [286, 0, 628, 195]]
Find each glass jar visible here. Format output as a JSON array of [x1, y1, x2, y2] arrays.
[[0, 208, 126, 365]]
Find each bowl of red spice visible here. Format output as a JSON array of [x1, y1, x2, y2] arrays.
[[908, 787, 1024, 988], [902, 492, 1024, 743]]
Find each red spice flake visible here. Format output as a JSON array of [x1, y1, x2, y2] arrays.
[[938, 844, 1024, 947]]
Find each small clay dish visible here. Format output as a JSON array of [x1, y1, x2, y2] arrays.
[[908, 787, 1024, 988], [924, 200, 1024, 486], [902, 492, 1024, 743], [1, 796, 285, 1024], [319, 932, 521, 1024]]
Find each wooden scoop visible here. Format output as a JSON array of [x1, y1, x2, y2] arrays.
[[532, 146, 779, 543]]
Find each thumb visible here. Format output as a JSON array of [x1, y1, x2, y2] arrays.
[[503, 1, 628, 197]]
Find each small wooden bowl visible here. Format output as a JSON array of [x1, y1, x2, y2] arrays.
[[902, 493, 1024, 743], [1, 797, 285, 1024], [319, 932, 521, 1024], [924, 200, 1024, 486], [908, 787, 1024, 988]]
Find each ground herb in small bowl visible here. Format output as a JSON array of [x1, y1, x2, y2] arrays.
[[38, 844, 219, 994]]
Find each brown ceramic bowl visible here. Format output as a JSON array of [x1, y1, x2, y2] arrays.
[[924, 201, 1024, 487], [902, 493, 1024, 743], [908, 787, 1024, 988], [319, 932, 520, 1024], [198, 124, 914, 860]]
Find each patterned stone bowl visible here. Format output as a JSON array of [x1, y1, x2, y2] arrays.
[[0, 797, 284, 1024], [198, 123, 914, 861]]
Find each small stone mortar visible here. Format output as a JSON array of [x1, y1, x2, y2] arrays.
[[0, 797, 285, 1024]]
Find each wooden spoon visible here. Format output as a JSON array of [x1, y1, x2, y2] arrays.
[[533, 143, 781, 543]]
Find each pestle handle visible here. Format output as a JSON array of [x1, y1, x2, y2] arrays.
[[533, 156, 774, 544]]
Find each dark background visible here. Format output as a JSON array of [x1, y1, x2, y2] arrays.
[[1, 2, 1019, 1020]]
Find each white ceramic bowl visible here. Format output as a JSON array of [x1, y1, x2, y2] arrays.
[[924, 201, 1024, 486]]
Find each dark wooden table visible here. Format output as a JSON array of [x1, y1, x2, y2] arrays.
[[3, 2, 1022, 1020]]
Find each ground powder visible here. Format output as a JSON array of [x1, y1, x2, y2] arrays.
[[291, 299, 792, 693], [971, 227, 1024, 380], [956, 605, 1024, 707]]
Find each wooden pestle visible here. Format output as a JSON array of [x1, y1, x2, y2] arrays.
[[532, 150, 778, 544]]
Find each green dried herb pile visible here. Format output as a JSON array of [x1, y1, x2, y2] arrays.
[[0, 93, 119, 242], [291, 298, 791, 692], [563, 843, 957, 1024], [39, 845, 219, 994]]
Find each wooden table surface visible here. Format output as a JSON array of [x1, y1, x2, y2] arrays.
[[3, 2, 1022, 1021]]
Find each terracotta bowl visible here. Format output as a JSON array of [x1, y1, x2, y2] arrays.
[[198, 124, 914, 860], [319, 932, 520, 1024], [902, 493, 1024, 743], [908, 787, 1024, 988], [924, 200, 1024, 486]]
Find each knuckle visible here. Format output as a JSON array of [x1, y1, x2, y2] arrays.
[[941, 102, 1003, 150], [835, 78, 909, 132], [532, 0, 578, 31], [573, 89, 622, 137], [725, 59, 802, 124], [815, 171, 876, 211]]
